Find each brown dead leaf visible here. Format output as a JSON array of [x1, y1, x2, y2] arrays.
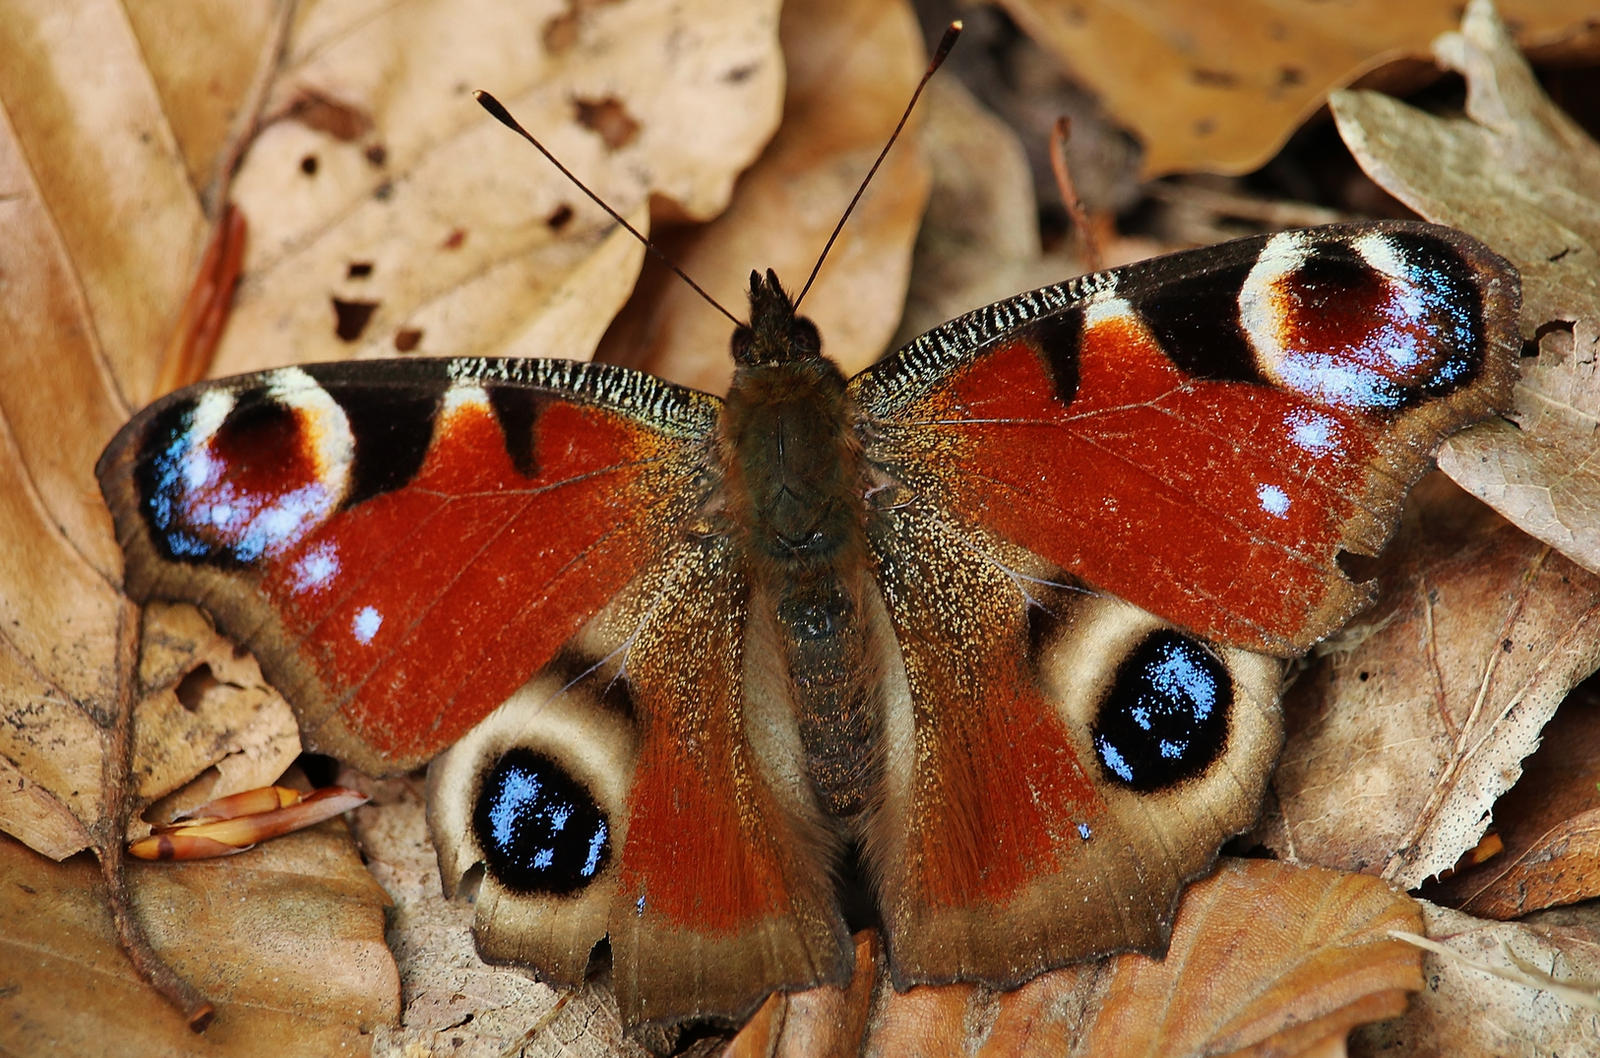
[[994, 0, 1595, 178], [0, 824, 397, 1056], [1424, 680, 1600, 919], [212, 0, 783, 379], [728, 932, 878, 1058], [729, 859, 1423, 1057], [594, 0, 930, 393], [1352, 902, 1600, 1057], [1260, 476, 1600, 888], [1332, 0, 1600, 578], [0, 4, 297, 862]]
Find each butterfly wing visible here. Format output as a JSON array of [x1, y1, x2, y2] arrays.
[[426, 527, 853, 1026], [96, 357, 718, 773], [849, 221, 1519, 984], [855, 221, 1520, 656]]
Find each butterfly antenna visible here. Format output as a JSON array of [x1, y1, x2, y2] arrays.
[[794, 20, 962, 310], [474, 90, 742, 328]]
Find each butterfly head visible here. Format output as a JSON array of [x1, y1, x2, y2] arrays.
[[731, 269, 823, 367]]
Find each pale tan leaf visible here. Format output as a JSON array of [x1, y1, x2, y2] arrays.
[[0, 825, 397, 1056], [736, 860, 1423, 1058], [595, 0, 931, 393], [1425, 686, 1600, 920], [0, 3, 292, 857], [212, 0, 783, 378], [1352, 902, 1600, 1057]]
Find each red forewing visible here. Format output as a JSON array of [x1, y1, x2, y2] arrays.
[[96, 358, 716, 773], [852, 221, 1520, 656]]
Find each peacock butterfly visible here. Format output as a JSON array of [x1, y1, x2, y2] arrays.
[[95, 217, 1519, 1027]]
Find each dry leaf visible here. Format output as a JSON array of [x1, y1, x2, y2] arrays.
[[1332, 0, 1600, 577], [1352, 902, 1600, 1056], [212, 0, 782, 379], [0, 825, 396, 1056], [994, 0, 1596, 177], [729, 859, 1423, 1057], [890, 76, 1051, 346], [1424, 682, 1600, 919], [595, 0, 930, 393], [1261, 477, 1600, 887], [726, 932, 878, 1058], [0, 2, 298, 861]]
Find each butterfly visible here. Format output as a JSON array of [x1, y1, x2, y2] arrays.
[[96, 219, 1519, 1028]]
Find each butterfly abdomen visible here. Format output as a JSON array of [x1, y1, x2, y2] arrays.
[[721, 345, 883, 817]]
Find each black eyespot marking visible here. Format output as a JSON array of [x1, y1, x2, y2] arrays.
[[474, 748, 610, 895], [1093, 630, 1232, 791]]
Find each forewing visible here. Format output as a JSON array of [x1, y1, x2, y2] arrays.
[[850, 221, 1520, 656], [97, 357, 716, 773]]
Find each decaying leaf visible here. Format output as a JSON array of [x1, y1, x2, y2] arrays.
[[1424, 681, 1600, 919], [0, 10, 294, 860], [995, 0, 1596, 178], [728, 859, 1424, 1057], [1352, 902, 1600, 1056], [1333, 0, 1600, 577], [0, 824, 396, 1058], [1261, 477, 1600, 886], [212, 0, 783, 380]]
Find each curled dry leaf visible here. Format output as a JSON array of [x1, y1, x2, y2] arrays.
[[1424, 682, 1600, 919], [595, 0, 930, 393], [728, 859, 1424, 1057], [0, 826, 396, 1058], [1332, 0, 1600, 577], [993, 0, 1596, 177], [1261, 477, 1600, 888], [129, 785, 368, 861], [1352, 902, 1600, 1056]]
